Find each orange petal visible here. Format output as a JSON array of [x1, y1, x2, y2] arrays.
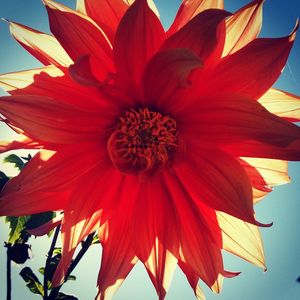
[[2, 142, 107, 198], [142, 48, 202, 108], [217, 211, 266, 269], [164, 171, 224, 287], [204, 24, 298, 99], [0, 134, 40, 153], [241, 157, 290, 188], [43, 0, 113, 76], [97, 175, 139, 300], [223, 0, 264, 56], [131, 175, 179, 298], [114, 0, 165, 91], [0, 66, 63, 93], [174, 148, 261, 225], [0, 95, 112, 144], [259, 88, 300, 122], [8, 21, 72, 67], [82, 0, 128, 42], [52, 165, 123, 286], [167, 0, 224, 35], [163, 9, 230, 65], [0, 149, 69, 216], [253, 188, 269, 204]]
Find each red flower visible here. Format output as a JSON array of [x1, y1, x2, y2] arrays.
[[1, 0, 300, 299]]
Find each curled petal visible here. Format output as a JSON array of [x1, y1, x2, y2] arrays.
[[168, 0, 224, 35], [163, 9, 230, 65], [28, 214, 62, 236], [223, 0, 264, 56], [259, 88, 300, 122], [114, 0, 165, 91], [44, 0, 113, 76], [217, 212, 266, 269], [142, 48, 202, 107]]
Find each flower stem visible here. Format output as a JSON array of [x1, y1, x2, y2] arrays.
[[43, 224, 61, 300], [49, 233, 94, 299], [6, 243, 12, 300]]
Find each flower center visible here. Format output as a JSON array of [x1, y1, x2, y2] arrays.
[[107, 108, 178, 174]]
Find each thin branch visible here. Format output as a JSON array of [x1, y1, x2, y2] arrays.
[[48, 233, 95, 299], [6, 243, 12, 300], [43, 224, 61, 300]]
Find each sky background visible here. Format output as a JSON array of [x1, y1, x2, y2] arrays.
[[0, 0, 300, 299]]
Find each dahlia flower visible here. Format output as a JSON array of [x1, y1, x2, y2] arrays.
[[0, 0, 300, 299]]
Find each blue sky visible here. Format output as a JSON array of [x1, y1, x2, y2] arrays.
[[0, 0, 299, 299]]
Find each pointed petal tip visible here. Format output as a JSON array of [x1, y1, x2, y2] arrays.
[[255, 220, 273, 228], [1, 18, 9, 23], [289, 19, 299, 41]]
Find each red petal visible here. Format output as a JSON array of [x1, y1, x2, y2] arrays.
[[44, 0, 113, 76], [179, 94, 300, 149], [174, 148, 261, 225], [163, 171, 224, 287], [8, 21, 72, 67], [0, 95, 113, 144], [97, 175, 139, 299], [6, 67, 114, 111], [28, 215, 62, 236], [83, 0, 128, 43], [167, 0, 224, 35], [223, 140, 300, 161], [142, 48, 202, 108], [52, 165, 123, 286], [114, 0, 165, 92], [200, 24, 298, 99], [131, 175, 179, 298], [223, 0, 264, 56], [163, 9, 230, 65]]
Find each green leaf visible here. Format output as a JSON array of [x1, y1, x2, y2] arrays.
[[66, 275, 76, 281], [26, 212, 56, 231], [4, 154, 24, 170], [19, 267, 44, 296], [53, 247, 62, 256], [5, 216, 30, 243], [56, 292, 78, 300], [92, 234, 100, 244]]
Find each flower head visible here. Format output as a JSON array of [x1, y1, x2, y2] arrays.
[[1, 0, 300, 299]]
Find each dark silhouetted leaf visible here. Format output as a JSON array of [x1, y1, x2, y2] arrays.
[[19, 267, 44, 296], [56, 292, 78, 300], [26, 211, 56, 230], [297, 276, 300, 283], [4, 154, 24, 170], [8, 243, 31, 264], [0, 171, 9, 191]]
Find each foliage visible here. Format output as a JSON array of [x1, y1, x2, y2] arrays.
[[19, 267, 44, 296]]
